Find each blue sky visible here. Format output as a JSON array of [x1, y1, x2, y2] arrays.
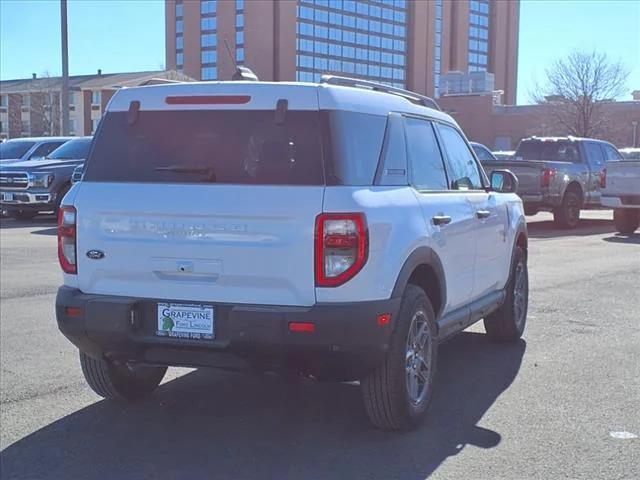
[[1, 0, 638, 105]]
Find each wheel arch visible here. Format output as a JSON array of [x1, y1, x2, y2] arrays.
[[391, 247, 446, 319], [564, 180, 584, 203]]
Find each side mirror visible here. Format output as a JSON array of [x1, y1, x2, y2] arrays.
[[490, 169, 518, 193]]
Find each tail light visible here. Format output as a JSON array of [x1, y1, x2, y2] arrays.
[[600, 168, 607, 189], [541, 167, 557, 188], [58, 206, 77, 274], [315, 213, 368, 287]]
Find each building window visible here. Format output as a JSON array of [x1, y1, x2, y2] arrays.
[[201, 50, 217, 64], [0, 95, 7, 107], [68, 91, 76, 105], [176, 35, 183, 50], [21, 120, 29, 133], [92, 119, 99, 134], [295, 0, 408, 87], [201, 34, 217, 48], [21, 94, 30, 107], [69, 119, 76, 134], [434, 0, 443, 97], [201, 0, 216, 15], [92, 91, 101, 105], [176, 52, 184, 67], [176, 19, 183, 34], [175, 1, 183, 18], [236, 0, 244, 65], [201, 17, 217, 31], [468, 0, 490, 72], [202, 67, 217, 80]]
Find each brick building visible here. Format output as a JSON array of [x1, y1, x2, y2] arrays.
[[0, 70, 193, 140], [166, 0, 520, 104]]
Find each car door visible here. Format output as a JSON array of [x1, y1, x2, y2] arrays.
[[403, 116, 476, 314], [436, 123, 510, 300], [582, 142, 606, 205]]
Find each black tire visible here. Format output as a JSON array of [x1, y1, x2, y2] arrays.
[[361, 284, 438, 431], [484, 246, 528, 342], [613, 209, 640, 234], [8, 210, 38, 221], [553, 190, 582, 229], [79, 351, 167, 401]]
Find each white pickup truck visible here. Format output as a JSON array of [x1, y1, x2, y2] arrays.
[[601, 158, 640, 234]]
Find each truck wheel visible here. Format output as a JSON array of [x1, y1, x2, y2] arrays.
[[484, 246, 528, 342], [79, 351, 167, 401], [9, 210, 38, 221], [361, 284, 438, 431], [553, 191, 581, 229], [613, 209, 640, 234]]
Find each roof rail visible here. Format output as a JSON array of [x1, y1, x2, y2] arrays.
[[320, 74, 441, 111]]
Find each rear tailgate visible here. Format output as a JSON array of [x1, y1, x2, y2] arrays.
[[604, 160, 640, 197], [480, 160, 546, 195], [74, 83, 324, 307]]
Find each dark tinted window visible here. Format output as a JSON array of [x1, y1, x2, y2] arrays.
[[49, 138, 92, 160], [472, 143, 496, 161], [0, 140, 35, 159], [515, 140, 581, 162], [404, 117, 448, 190], [437, 124, 483, 190], [29, 141, 65, 160], [584, 142, 605, 167], [323, 111, 386, 185], [84, 110, 324, 185], [602, 144, 623, 161]]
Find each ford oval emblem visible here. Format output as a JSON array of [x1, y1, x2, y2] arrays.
[[86, 250, 105, 260]]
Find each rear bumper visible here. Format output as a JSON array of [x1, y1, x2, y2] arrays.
[[601, 195, 640, 209], [520, 193, 562, 209], [56, 286, 401, 381]]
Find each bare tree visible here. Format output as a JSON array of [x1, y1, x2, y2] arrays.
[[533, 51, 629, 138], [27, 71, 61, 136]]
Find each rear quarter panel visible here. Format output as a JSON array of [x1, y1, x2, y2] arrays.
[[317, 186, 427, 303]]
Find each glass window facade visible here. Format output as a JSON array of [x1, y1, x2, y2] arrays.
[[295, 0, 408, 87], [236, 0, 244, 64], [434, 0, 443, 97], [175, 0, 184, 69], [200, 0, 218, 80], [468, 0, 490, 72]]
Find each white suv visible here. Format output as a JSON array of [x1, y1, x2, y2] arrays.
[[55, 76, 528, 430]]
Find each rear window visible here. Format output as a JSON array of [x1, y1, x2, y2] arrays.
[[515, 140, 581, 163], [49, 138, 92, 160], [83, 110, 324, 185], [0, 141, 35, 159]]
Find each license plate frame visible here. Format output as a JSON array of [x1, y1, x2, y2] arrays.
[[2, 193, 15, 202], [156, 302, 215, 340]]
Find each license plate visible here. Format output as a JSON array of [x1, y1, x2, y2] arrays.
[[2, 193, 14, 202], [157, 303, 215, 340]]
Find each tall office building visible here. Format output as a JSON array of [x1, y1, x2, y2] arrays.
[[166, 0, 519, 104]]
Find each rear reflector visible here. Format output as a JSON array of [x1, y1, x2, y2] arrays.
[[377, 313, 391, 326], [541, 167, 557, 188], [165, 95, 251, 105], [600, 168, 607, 189], [65, 307, 83, 317], [288, 322, 315, 333]]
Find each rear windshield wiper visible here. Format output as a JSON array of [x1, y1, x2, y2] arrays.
[[154, 165, 217, 182]]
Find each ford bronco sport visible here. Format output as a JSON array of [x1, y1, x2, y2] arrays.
[[55, 76, 529, 430]]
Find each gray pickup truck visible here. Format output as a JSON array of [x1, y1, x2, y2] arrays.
[[0, 137, 92, 220], [480, 136, 618, 228]]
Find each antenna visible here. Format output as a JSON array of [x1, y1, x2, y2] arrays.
[[223, 37, 259, 82]]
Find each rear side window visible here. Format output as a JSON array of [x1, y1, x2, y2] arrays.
[[84, 110, 324, 185], [437, 124, 483, 190], [49, 138, 92, 160], [322, 111, 386, 185], [404, 117, 448, 191], [601, 144, 623, 161], [584, 142, 605, 167]]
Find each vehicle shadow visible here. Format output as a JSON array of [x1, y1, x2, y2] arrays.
[[602, 233, 640, 245], [0, 332, 525, 480], [527, 217, 614, 239], [0, 216, 56, 230]]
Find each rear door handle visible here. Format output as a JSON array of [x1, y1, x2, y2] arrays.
[[432, 215, 452, 226], [476, 210, 491, 219]]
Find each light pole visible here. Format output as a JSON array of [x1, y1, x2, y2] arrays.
[[60, 0, 69, 136]]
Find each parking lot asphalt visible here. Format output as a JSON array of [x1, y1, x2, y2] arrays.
[[0, 210, 638, 480]]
